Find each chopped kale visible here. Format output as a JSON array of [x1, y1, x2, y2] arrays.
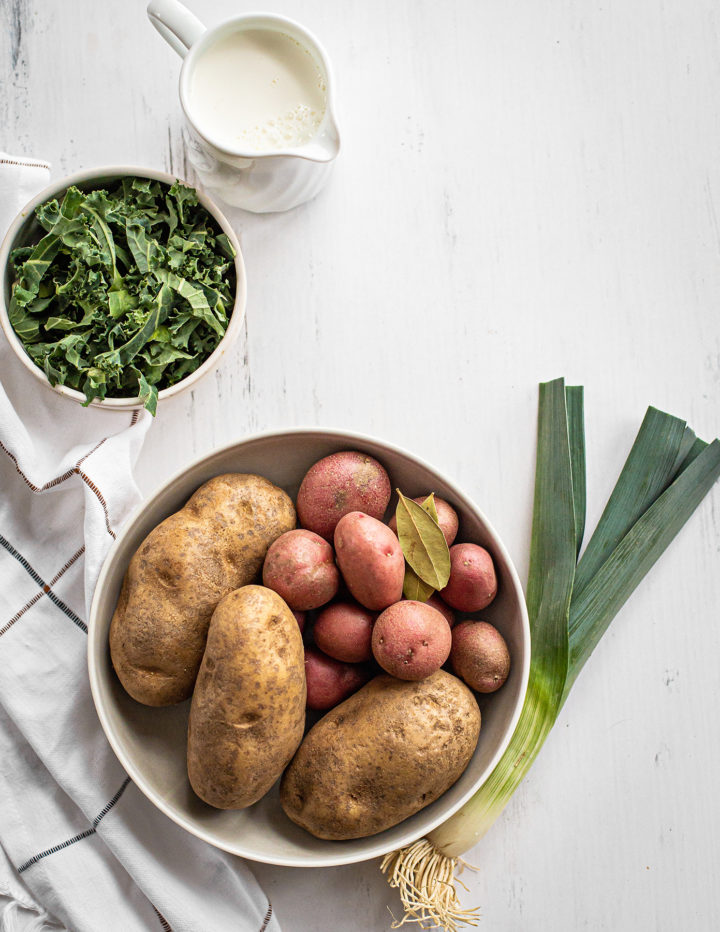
[[8, 178, 236, 415]]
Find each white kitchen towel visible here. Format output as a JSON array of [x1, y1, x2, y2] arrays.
[[0, 156, 281, 932], [0, 154, 51, 230]]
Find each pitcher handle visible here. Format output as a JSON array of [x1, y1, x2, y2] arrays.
[[147, 0, 205, 58]]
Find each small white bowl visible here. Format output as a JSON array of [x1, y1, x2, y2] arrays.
[[0, 166, 246, 410], [88, 429, 530, 868]]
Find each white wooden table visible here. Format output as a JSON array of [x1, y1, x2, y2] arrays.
[[4, 0, 720, 928]]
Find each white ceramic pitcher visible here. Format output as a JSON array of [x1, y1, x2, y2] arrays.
[[147, 0, 340, 212]]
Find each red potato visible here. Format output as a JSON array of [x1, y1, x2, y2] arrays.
[[292, 610, 307, 634], [424, 593, 456, 628], [440, 543, 497, 612], [314, 602, 376, 663], [372, 601, 452, 681], [451, 620, 510, 693], [334, 512, 405, 611], [262, 529, 339, 611], [388, 495, 459, 546], [297, 451, 392, 541], [304, 646, 369, 710]]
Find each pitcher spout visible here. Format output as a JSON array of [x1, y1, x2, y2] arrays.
[[298, 112, 340, 163]]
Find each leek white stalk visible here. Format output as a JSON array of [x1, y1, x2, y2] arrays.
[[382, 379, 720, 931]]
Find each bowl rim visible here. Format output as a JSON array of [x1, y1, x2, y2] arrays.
[[0, 165, 247, 411], [88, 427, 531, 867]]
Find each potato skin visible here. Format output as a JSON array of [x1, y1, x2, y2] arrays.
[[440, 543, 498, 612], [304, 646, 369, 710], [262, 529, 339, 610], [451, 620, 511, 693], [425, 593, 456, 628], [372, 600, 451, 680], [110, 474, 296, 706], [334, 512, 404, 611], [280, 671, 481, 840], [313, 601, 376, 663], [297, 451, 391, 540], [187, 586, 306, 809]]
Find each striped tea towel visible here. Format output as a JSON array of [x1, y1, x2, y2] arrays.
[[0, 155, 280, 932]]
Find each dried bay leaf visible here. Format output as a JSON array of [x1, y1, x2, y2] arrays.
[[403, 566, 435, 602], [420, 493, 439, 523], [395, 490, 451, 590], [401, 494, 440, 600]]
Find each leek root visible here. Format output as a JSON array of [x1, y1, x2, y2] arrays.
[[381, 839, 479, 930]]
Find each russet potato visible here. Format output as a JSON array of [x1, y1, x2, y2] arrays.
[[187, 586, 306, 809], [110, 473, 295, 706], [280, 670, 480, 840]]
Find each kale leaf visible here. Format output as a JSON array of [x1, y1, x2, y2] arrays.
[[8, 178, 236, 415]]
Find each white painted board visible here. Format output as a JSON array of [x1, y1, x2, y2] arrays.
[[2, 0, 719, 928]]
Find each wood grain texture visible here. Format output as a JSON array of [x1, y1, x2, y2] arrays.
[[3, 0, 720, 928]]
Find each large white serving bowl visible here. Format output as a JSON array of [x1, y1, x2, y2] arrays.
[[0, 166, 246, 410], [88, 429, 530, 867]]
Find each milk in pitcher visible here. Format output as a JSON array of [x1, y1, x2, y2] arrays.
[[189, 28, 327, 152]]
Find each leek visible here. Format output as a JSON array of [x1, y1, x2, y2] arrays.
[[381, 379, 720, 930]]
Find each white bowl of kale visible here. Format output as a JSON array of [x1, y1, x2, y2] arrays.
[[0, 167, 246, 414]]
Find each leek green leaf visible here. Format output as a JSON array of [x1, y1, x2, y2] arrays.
[[670, 426, 697, 479], [573, 406, 686, 600], [565, 438, 720, 696], [428, 378, 577, 856], [677, 436, 708, 473], [566, 385, 586, 557]]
